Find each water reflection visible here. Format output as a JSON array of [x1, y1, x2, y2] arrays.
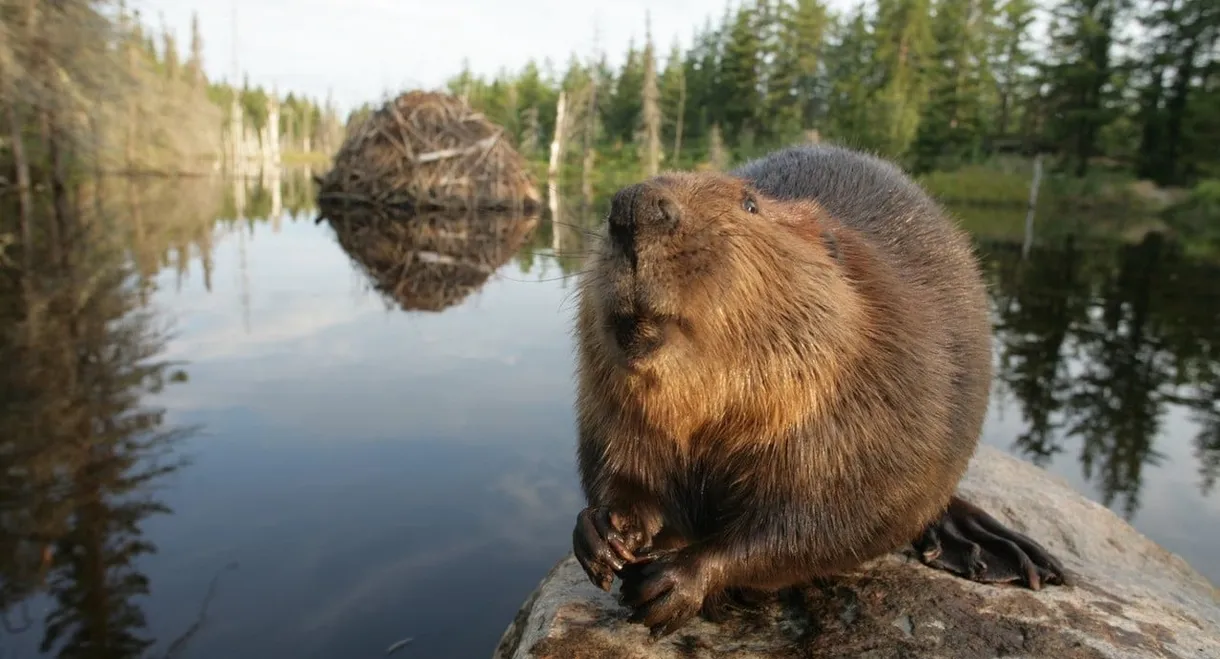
[[1, 169, 1217, 659], [981, 233, 1220, 519], [1, 184, 197, 657], [319, 207, 540, 313]]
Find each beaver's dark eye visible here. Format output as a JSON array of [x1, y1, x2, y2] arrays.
[[743, 196, 758, 214]]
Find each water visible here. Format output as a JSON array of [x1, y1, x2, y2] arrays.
[[1, 171, 1216, 659]]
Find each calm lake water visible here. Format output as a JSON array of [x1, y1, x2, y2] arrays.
[[1, 170, 1217, 659]]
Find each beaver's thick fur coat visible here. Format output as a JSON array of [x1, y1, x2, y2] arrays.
[[571, 144, 1068, 637]]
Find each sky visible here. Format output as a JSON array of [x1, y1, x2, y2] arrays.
[[132, 0, 853, 115]]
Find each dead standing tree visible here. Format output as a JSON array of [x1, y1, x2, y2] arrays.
[[641, 13, 662, 177]]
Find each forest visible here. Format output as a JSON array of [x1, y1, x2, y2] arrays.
[[0, 1, 340, 183], [425, 0, 1218, 200]]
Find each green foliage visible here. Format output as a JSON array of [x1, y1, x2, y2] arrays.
[[429, 0, 1219, 214], [919, 162, 1036, 206], [1163, 179, 1220, 254]]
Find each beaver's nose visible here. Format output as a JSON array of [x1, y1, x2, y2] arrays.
[[607, 182, 680, 254]]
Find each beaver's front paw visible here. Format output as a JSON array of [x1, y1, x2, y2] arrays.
[[573, 506, 646, 591], [618, 550, 712, 638]]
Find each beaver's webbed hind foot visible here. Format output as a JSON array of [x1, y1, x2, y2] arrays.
[[912, 496, 1072, 590]]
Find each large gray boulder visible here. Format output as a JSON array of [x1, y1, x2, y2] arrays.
[[493, 446, 1220, 659]]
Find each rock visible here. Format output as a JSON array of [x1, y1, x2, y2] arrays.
[[492, 446, 1220, 659]]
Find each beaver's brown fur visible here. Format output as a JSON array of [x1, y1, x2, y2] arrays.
[[570, 144, 1069, 638]]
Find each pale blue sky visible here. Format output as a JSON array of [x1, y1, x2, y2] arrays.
[[131, 0, 839, 114]]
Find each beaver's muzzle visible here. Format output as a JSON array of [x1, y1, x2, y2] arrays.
[[606, 182, 681, 263]]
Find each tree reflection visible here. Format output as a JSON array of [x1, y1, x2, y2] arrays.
[[513, 195, 604, 279], [987, 236, 1090, 466], [985, 231, 1220, 519], [1, 189, 195, 658]]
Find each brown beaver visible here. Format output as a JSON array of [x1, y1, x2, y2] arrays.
[[570, 144, 1070, 638]]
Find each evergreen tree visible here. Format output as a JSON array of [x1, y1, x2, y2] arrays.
[[1043, 0, 1128, 176], [660, 39, 688, 160], [1134, 0, 1220, 183], [720, 5, 763, 146], [765, 0, 805, 141], [604, 40, 644, 146], [912, 0, 998, 170], [871, 0, 936, 157], [991, 0, 1037, 144], [823, 3, 880, 148], [161, 26, 179, 80], [790, 0, 833, 130], [186, 11, 204, 87], [682, 19, 722, 151]]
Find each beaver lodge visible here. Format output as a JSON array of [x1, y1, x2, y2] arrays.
[[320, 207, 538, 313], [316, 91, 540, 213]]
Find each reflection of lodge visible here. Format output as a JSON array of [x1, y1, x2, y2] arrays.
[[977, 231, 1220, 519], [321, 207, 539, 312]]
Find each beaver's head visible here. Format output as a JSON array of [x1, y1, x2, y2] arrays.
[[578, 171, 843, 375]]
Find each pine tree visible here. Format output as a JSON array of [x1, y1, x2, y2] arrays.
[[911, 0, 999, 170], [790, 0, 833, 130], [1042, 0, 1129, 176], [161, 26, 179, 81], [682, 19, 722, 151], [605, 40, 644, 146], [1134, 0, 1220, 183], [186, 11, 204, 88], [766, 0, 804, 141], [871, 0, 936, 158], [992, 0, 1037, 144], [720, 4, 763, 145], [660, 39, 688, 161], [823, 3, 879, 148]]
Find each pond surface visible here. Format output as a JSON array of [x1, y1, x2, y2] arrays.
[[1, 171, 1216, 659]]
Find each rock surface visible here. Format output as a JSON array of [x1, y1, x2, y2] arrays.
[[493, 446, 1220, 659]]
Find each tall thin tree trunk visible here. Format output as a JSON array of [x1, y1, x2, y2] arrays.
[[41, 108, 70, 270], [672, 81, 686, 163], [582, 70, 600, 208], [581, 149, 596, 208], [642, 51, 661, 176], [7, 103, 34, 274], [548, 91, 568, 192]]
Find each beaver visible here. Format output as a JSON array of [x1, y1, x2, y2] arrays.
[[569, 144, 1070, 638]]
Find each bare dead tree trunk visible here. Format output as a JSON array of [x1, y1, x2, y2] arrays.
[[642, 29, 661, 177], [581, 149, 596, 208], [125, 38, 137, 171], [708, 124, 727, 170], [548, 90, 568, 197], [672, 80, 686, 163], [1022, 153, 1043, 260], [39, 109, 70, 270], [581, 69, 600, 209], [89, 109, 104, 220], [27, 1, 68, 270], [6, 103, 34, 275]]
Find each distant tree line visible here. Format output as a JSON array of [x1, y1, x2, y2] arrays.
[[434, 0, 1219, 186], [0, 1, 339, 187], [130, 6, 344, 160]]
